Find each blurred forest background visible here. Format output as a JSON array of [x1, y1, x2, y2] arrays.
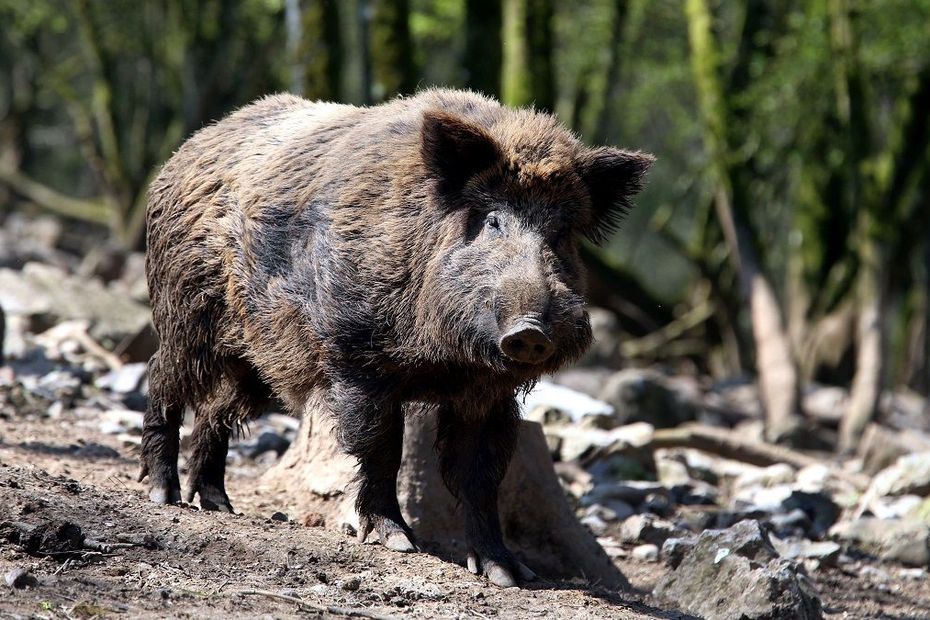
[[1, 0, 928, 452]]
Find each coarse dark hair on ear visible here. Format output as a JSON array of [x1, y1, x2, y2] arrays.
[[421, 110, 502, 196], [576, 147, 655, 244]]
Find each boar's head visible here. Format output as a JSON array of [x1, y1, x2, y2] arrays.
[[417, 109, 653, 379]]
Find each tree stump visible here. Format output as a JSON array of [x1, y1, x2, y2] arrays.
[[262, 405, 628, 590]]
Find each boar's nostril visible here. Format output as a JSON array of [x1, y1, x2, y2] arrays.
[[499, 320, 554, 365]]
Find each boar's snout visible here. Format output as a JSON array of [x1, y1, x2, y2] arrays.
[[499, 318, 554, 365]]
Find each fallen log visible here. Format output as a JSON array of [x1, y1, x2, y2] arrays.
[[649, 424, 870, 489]]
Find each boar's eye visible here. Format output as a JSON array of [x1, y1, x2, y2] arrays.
[[485, 211, 501, 234]]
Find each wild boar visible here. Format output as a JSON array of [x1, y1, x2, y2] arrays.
[[141, 88, 653, 587]]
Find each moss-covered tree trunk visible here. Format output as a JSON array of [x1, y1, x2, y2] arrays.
[[369, 0, 415, 101], [502, 0, 553, 111], [299, 0, 342, 101], [685, 0, 803, 443]]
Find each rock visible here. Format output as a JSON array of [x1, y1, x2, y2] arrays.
[[795, 464, 832, 493], [598, 369, 697, 429], [553, 462, 592, 498], [769, 535, 841, 567], [0, 302, 5, 365], [661, 537, 695, 569], [734, 486, 840, 538], [581, 480, 666, 507], [519, 380, 614, 423], [246, 431, 291, 459], [653, 520, 822, 620], [580, 514, 608, 536], [768, 508, 812, 537], [600, 500, 635, 522], [782, 491, 841, 538], [733, 463, 797, 493], [585, 451, 653, 482], [309, 583, 329, 596], [549, 367, 614, 398], [584, 502, 632, 523], [576, 307, 621, 366], [551, 427, 615, 462], [830, 517, 930, 567], [668, 480, 719, 506], [18, 520, 85, 556], [524, 405, 572, 427], [708, 378, 763, 419], [95, 363, 147, 394], [632, 544, 659, 562], [734, 483, 794, 512], [342, 577, 361, 591], [869, 451, 930, 498], [802, 385, 846, 427], [99, 409, 144, 435], [641, 492, 673, 517], [549, 422, 653, 463], [654, 450, 691, 487], [857, 424, 930, 476], [0, 214, 70, 270], [620, 514, 682, 546], [882, 388, 930, 433], [0, 263, 151, 350], [5, 567, 38, 589], [866, 494, 924, 520], [73, 442, 120, 459], [271, 512, 289, 522], [898, 567, 928, 580]]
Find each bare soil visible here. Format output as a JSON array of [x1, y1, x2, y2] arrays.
[[1, 406, 929, 619]]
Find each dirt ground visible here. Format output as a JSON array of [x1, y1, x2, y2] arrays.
[[2, 406, 929, 619]]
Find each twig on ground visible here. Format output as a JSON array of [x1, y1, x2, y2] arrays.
[[238, 589, 400, 620]]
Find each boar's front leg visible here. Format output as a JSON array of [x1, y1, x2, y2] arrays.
[[333, 382, 416, 552], [436, 397, 536, 588]]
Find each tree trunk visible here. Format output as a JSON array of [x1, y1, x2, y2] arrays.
[[369, 0, 415, 101], [594, 0, 630, 142], [501, 0, 553, 111], [262, 404, 629, 590], [464, 0, 502, 98], [684, 0, 802, 442], [840, 238, 886, 452], [524, 0, 554, 112], [300, 0, 342, 101]]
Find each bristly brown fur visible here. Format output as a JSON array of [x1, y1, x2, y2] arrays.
[[140, 88, 653, 585]]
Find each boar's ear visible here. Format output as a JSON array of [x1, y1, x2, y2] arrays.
[[421, 110, 502, 195], [576, 147, 655, 244]]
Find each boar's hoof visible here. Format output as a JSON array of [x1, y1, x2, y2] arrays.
[[148, 483, 182, 505], [467, 549, 536, 588], [185, 483, 234, 513], [383, 530, 416, 552], [357, 516, 417, 552]]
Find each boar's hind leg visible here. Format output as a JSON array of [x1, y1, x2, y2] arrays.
[[436, 399, 536, 588], [186, 365, 270, 512], [335, 385, 415, 552], [140, 351, 185, 504]]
